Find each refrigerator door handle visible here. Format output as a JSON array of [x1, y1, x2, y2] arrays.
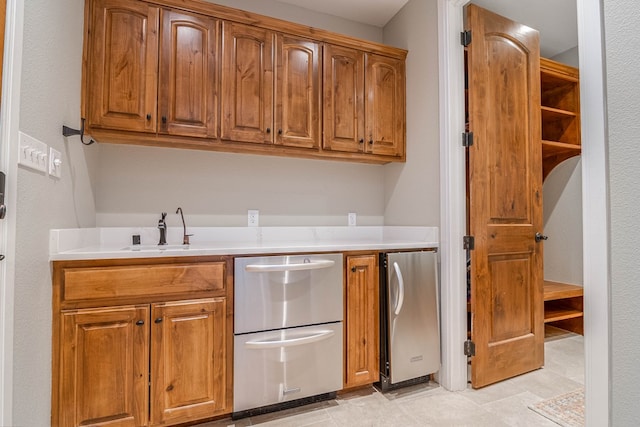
[[393, 261, 405, 315]]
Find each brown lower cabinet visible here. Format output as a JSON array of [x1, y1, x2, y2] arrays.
[[344, 254, 379, 389], [52, 257, 233, 427]]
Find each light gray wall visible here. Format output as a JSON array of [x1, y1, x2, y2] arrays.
[[542, 157, 583, 284], [603, 0, 640, 424], [14, 0, 97, 424], [95, 0, 439, 229], [382, 0, 440, 226], [542, 46, 582, 285]]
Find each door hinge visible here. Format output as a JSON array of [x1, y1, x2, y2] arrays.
[[463, 235, 475, 250], [460, 30, 472, 47], [464, 339, 476, 357], [462, 131, 474, 147]]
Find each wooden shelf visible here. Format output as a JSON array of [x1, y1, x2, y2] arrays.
[[543, 280, 583, 334], [540, 58, 581, 181]]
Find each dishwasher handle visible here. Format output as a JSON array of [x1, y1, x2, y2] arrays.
[[245, 330, 335, 349], [393, 261, 405, 316], [245, 259, 335, 272]]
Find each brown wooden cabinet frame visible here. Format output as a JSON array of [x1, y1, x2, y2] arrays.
[[81, 0, 407, 164]]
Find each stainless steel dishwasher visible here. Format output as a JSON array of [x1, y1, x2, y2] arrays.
[[233, 253, 344, 418]]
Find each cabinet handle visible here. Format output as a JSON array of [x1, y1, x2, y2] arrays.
[[154, 317, 163, 324], [146, 114, 151, 121], [351, 266, 356, 272], [161, 116, 167, 124], [266, 127, 271, 134], [369, 139, 374, 145], [135, 320, 144, 326], [359, 138, 364, 144], [278, 129, 283, 135]]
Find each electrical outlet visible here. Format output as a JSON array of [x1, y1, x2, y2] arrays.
[[348, 212, 357, 226], [248, 209, 259, 227]]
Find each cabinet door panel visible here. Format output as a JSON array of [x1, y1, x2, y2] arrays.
[[87, 0, 158, 133], [323, 44, 365, 153], [345, 255, 379, 388], [159, 10, 218, 138], [221, 22, 273, 144], [151, 298, 227, 424], [60, 306, 149, 427], [365, 54, 405, 158], [275, 35, 321, 149]]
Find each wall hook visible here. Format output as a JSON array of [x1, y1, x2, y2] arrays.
[[62, 118, 96, 145]]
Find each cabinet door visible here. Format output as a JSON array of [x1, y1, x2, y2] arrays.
[[59, 306, 149, 427], [323, 44, 365, 153], [158, 10, 218, 138], [150, 298, 228, 425], [345, 255, 379, 388], [275, 35, 321, 149], [221, 22, 273, 144], [365, 54, 405, 158], [86, 0, 158, 133]]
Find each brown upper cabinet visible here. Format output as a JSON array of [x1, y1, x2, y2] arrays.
[[82, 0, 407, 163], [86, 0, 159, 133], [159, 10, 219, 138], [323, 46, 406, 159]]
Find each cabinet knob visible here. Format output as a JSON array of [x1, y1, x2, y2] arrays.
[[278, 129, 283, 135], [161, 116, 167, 124], [266, 127, 271, 134], [369, 139, 374, 145], [351, 266, 356, 272], [154, 317, 163, 324], [135, 319, 144, 326], [359, 138, 364, 144], [146, 114, 151, 121]]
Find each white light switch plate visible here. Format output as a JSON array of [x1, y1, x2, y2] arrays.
[[348, 212, 357, 226], [49, 147, 62, 178], [18, 132, 48, 173]]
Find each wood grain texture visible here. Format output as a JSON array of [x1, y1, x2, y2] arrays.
[[467, 4, 544, 388], [150, 299, 228, 425], [540, 58, 581, 180], [86, 0, 158, 132], [63, 262, 225, 302], [275, 34, 321, 149], [220, 21, 273, 144], [158, 9, 218, 138], [59, 306, 149, 427], [344, 255, 379, 388], [365, 54, 406, 159]]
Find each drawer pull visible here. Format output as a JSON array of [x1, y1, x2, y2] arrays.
[[245, 259, 335, 273], [245, 330, 334, 349], [135, 319, 144, 326], [154, 317, 163, 324]]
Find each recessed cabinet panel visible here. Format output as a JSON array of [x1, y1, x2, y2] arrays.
[[323, 44, 365, 153], [275, 35, 321, 149], [221, 22, 274, 144], [87, 0, 158, 133], [366, 54, 406, 158], [159, 10, 218, 138], [59, 306, 149, 427], [151, 299, 227, 425]]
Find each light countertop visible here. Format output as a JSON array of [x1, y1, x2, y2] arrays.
[[50, 226, 439, 261]]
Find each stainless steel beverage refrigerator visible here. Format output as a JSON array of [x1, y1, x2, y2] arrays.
[[377, 250, 441, 391]]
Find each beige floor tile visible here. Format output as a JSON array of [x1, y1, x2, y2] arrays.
[[481, 391, 560, 426]]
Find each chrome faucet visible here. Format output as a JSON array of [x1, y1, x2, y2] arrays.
[[176, 207, 192, 245], [158, 212, 167, 245]]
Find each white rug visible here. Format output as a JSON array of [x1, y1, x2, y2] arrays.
[[529, 388, 584, 427]]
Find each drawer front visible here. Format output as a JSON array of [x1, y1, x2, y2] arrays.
[[63, 262, 225, 303]]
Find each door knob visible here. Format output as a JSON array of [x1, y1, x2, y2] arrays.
[[535, 232, 548, 242]]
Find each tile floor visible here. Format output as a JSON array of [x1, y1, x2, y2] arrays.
[[199, 327, 584, 426]]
